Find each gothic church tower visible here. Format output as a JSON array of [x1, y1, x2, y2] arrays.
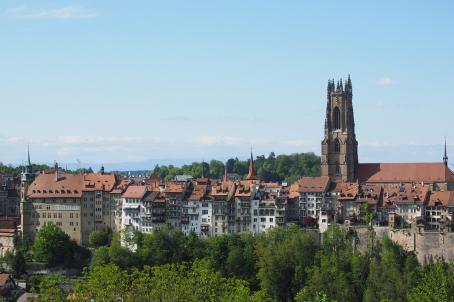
[[321, 76, 358, 181]]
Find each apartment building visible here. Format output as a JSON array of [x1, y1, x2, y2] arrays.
[[21, 164, 119, 245]]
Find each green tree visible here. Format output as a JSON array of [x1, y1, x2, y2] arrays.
[[73, 260, 266, 302], [2, 250, 26, 277], [209, 160, 225, 179], [407, 261, 454, 302], [299, 226, 366, 302], [32, 223, 72, 267], [72, 264, 131, 301], [33, 274, 68, 302], [88, 227, 111, 247], [90, 246, 110, 268], [256, 226, 318, 301], [140, 227, 188, 266], [108, 232, 140, 268], [363, 236, 418, 302]]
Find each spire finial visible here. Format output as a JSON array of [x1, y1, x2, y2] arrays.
[[443, 137, 448, 166]]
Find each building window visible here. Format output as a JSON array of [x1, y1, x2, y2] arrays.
[[333, 106, 341, 130], [334, 139, 340, 153], [335, 164, 341, 176]]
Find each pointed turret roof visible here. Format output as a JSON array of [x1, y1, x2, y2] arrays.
[[246, 151, 258, 180]]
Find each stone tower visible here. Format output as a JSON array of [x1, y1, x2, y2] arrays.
[[321, 76, 358, 181]]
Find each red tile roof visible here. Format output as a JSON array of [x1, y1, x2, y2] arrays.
[[28, 172, 118, 199], [334, 182, 359, 201], [122, 185, 147, 199], [164, 182, 185, 193], [358, 163, 454, 184], [210, 181, 232, 197], [383, 184, 428, 204], [298, 176, 331, 193], [188, 184, 208, 201], [28, 173, 83, 198], [428, 191, 454, 207], [235, 180, 255, 197], [82, 173, 116, 192]]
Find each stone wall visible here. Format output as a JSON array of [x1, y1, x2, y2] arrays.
[[388, 229, 454, 264], [353, 226, 454, 264]]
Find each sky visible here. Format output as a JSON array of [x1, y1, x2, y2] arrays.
[[1, 1, 454, 169]]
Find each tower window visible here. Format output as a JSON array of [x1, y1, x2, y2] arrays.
[[334, 139, 340, 153], [335, 164, 341, 176], [333, 107, 341, 130]]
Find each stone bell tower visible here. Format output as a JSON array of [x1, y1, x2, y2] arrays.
[[321, 76, 358, 181]]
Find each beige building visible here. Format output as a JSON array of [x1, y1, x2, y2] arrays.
[[21, 164, 119, 245]]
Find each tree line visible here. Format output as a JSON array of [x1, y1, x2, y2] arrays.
[[26, 224, 454, 302], [152, 152, 321, 183]]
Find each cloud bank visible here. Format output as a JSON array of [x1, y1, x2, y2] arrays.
[[373, 77, 397, 86], [3, 5, 97, 19]]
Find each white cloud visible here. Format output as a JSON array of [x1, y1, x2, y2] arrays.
[[373, 77, 397, 86], [57, 136, 146, 146], [3, 5, 97, 19], [196, 136, 271, 147]]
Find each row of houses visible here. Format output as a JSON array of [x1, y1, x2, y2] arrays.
[[121, 177, 288, 237], [14, 155, 454, 245]]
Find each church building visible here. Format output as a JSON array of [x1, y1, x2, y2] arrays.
[[321, 76, 454, 191]]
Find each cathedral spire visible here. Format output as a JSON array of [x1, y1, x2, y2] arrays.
[[443, 137, 448, 166]]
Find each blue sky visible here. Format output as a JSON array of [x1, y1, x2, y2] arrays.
[[1, 1, 454, 168]]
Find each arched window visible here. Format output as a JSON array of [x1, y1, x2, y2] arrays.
[[333, 107, 341, 130], [334, 139, 340, 153], [335, 164, 341, 176]]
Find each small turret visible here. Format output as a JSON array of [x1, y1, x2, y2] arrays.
[[21, 146, 34, 182], [246, 150, 258, 180]]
